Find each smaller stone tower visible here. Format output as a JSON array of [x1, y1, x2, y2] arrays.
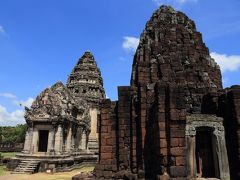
[[67, 51, 105, 153]]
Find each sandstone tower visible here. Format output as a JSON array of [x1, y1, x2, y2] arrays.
[[93, 6, 240, 180], [67, 51, 105, 153]]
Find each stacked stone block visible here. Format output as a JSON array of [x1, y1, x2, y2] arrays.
[[219, 86, 240, 179], [95, 99, 117, 179], [94, 5, 239, 180]]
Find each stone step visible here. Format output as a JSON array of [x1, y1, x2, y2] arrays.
[[12, 160, 40, 174]]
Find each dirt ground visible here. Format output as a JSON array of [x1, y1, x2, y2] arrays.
[[0, 166, 94, 180]]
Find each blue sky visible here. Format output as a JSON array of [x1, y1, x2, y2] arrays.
[[0, 0, 239, 126]]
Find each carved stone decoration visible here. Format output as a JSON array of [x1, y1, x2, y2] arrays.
[[16, 53, 103, 173], [186, 114, 230, 180], [67, 51, 106, 154], [67, 51, 105, 106], [25, 81, 90, 127]]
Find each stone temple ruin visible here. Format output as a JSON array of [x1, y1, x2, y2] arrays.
[[14, 51, 105, 173], [15, 5, 240, 180], [92, 6, 240, 180]]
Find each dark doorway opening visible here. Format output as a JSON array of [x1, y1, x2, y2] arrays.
[[195, 128, 219, 178], [38, 130, 49, 152]]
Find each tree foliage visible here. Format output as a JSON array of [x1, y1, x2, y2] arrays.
[[0, 124, 27, 143]]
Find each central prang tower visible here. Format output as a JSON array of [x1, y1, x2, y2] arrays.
[[67, 51, 105, 153]]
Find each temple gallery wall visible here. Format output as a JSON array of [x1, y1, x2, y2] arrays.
[[15, 5, 240, 180]]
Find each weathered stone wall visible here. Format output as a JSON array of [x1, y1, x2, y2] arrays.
[[95, 5, 238, 180], [95, 99, 118, 179], [219, 86, 240, 180], [0, 143, 23, 152]]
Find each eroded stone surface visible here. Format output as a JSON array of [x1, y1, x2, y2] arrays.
[[18, 52, 105, 173], [95, 5, 238, 180]]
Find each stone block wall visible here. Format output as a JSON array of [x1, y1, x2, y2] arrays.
[[219, 86, 240, 179], [201, 86, 240, 179], [94, 5, 239, 180], [95, 99, 118, 179]]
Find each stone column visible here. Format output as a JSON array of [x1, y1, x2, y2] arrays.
[[214, 127, 230, 180], [186, 126, 197, 179], [80, 130, 87, 150], [88, 108, 99, 153], [31, 128, 39, 153], [23, 127, 33, 153], [47, 129, 54, 154], [54, 124, 63, 155], [186, 136, 196, 178], [66, 125, 72, 153], [71, 132, 75, 151], [89, 108, 98, 140]]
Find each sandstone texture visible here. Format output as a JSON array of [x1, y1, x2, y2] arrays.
[[94, 5, 239, 180]]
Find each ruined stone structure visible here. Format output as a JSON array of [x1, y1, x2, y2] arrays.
[[23, 82, 91, 155], [67, 51, 105, 153], [93, 6, 240, 180], [14, 52, 105, 173]]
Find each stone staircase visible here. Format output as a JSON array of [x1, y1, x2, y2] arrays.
[[12, 159, 40, 174], [88, 138, 99, 154]]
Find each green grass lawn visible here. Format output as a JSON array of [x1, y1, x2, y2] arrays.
[[0, 152, 15, 176], [0, 165, 9, 176], [0, 152, 16, 159]]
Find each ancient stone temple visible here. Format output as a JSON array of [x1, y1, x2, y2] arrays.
[[67, 51, 105, 153], [23, 82, 91, 154], [93, 6, 240, 180], [14, 52, 105, 173]]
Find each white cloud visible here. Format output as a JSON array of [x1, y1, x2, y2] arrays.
[[0, 93, 16, 99], [210, 52, 240, 73], [18, 97, 34, 108], [0, 104, 25, 125], [152, 0, 197, 6], [0, 92, 34, 126], [0, 92, 34, 108], [122, 36, 139, 52]]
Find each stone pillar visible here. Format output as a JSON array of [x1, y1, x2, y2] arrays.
[[186, 136, 196, 178], [186, 126, 197, 179], [214, 128, 230, 180], [31, 128, 39, 153], [66, 125, 72, 153], [23, 127, 33, 153], [88, 108, 99, 153], [54, 124, 63, 155], [80, 130, 87, 150], [71, 132, 75, 151], [47, 129, 54, 154], [89, 108, 98, 140]]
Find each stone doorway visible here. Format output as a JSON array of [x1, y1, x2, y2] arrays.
[[186, 114, 230, 180], [38, 130, 49, 152], [195, 128, 219, 178]]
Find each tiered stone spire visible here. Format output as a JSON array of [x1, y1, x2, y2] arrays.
[[67, 51, 105, 107], [67, 51, 105, 154]]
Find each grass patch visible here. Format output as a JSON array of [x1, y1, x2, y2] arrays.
[[0, 152, 16, 159], [0, 165, 8, 176]]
